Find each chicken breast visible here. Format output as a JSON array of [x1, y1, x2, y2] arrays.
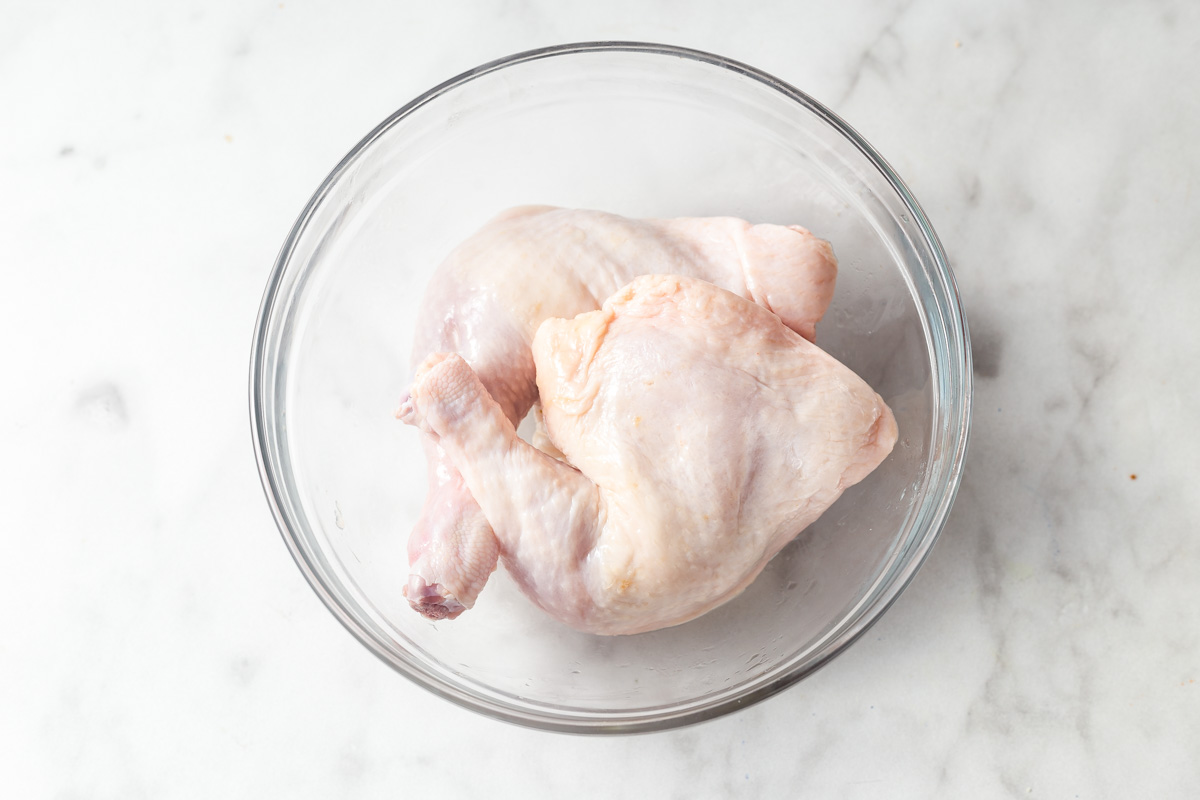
[[399, 275, 896, 634], [403, 207, 838, 620]]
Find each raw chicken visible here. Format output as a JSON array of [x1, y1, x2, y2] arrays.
[[399, 275, 896, 635], [403, 206, 838, 620]]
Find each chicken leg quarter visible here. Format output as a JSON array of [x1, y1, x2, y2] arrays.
[[400, 275, 896, 635], [403, 207, 838, 619]]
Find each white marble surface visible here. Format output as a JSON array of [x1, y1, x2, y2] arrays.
[[3, 0, 1198, 796]]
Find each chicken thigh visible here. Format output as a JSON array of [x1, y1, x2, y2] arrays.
[[399, 275, 896, 635], [404, 207, 838, 620]]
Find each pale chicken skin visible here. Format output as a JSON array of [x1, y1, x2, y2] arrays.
[[404, 206, 838, 620], [400, 275, 896, 635]]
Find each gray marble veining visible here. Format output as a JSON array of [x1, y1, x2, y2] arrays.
[[2, 0, 1198, 797]]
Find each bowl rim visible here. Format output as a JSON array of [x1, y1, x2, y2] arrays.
[[249, 40, 972, 735]]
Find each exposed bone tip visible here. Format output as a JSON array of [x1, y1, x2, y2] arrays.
[[404, 574, 467, 621]]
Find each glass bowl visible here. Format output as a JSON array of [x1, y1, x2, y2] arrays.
[[249, 42, 971, 733]]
